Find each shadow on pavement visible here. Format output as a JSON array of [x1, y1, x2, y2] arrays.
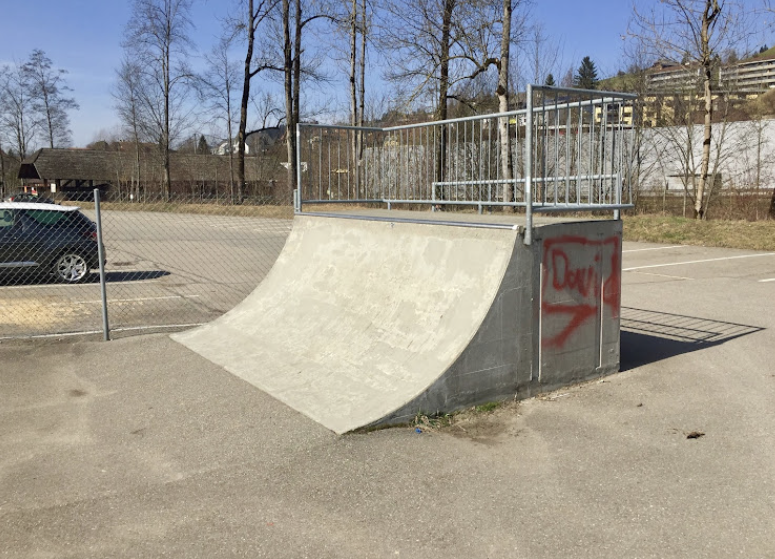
[[0, 270, 170, 286], [620, 307, 765, 371], [98, 270, 170, 283]]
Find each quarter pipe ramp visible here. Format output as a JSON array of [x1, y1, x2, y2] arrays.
[[172, 214, 621, 434]]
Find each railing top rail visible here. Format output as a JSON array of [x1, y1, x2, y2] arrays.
[[298, 123, 384, 133], [297, 109, 530, 134], [298, 88, 636, 135], [530, 84, 639, 100]]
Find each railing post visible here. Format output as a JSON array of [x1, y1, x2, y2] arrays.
[[295, 123, 303, 213], [94, 189, 110, 341], [524, 84, 534, 246]]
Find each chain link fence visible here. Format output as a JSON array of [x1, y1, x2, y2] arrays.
[[0, 193, 292, 339]]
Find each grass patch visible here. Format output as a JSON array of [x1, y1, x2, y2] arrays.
[[413, 411, 455, 430], [623, 215, 775, 252], [412, 401, 504, 431], [474, 402, 500, 413]]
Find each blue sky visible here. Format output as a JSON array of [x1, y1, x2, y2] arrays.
[[1, 0, 641, 147]]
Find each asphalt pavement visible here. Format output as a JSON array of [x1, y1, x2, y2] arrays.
[[1, 240, 774, 558]]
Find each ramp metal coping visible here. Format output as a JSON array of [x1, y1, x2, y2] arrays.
[[297, 211, 522, 231]]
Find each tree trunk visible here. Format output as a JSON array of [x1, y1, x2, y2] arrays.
[[237, 0, 256, 205], [133, 123, 141, 202], [162, 40, 172, 202], [227, 91, 235, 203], [769, 187, 775, 219], [291, 0, 302, 203], [434, 0, 455, 203], [696, 64, 712, 219], [498, 0, 513, 209], [283, 0, 297, 206], [0, 141, 6, 200], [358, 0, 366, 195], [695, 0, 720, 219], [349, 0, 358, 198]]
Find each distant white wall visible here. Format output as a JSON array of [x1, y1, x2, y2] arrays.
[[637, 119, 775, 192]]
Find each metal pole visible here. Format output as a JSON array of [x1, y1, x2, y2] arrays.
[[94, 189, 110, 341], [296, 124, 303, 213], [524, 84, 534, 245]]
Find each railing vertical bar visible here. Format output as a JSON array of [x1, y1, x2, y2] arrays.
[[554, 89, 560, 205], [576, 100, 583, 204], [337, 129, 342, 200], [317, 129, 323, 201], [525, 84, 534, 245], [565, 100, 571, 203], [588, 98, 595, 205]]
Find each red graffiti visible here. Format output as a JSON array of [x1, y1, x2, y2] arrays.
[[541, 235, 621, 349]]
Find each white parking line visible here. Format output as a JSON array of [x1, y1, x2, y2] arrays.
[[623, 245, 686, 253], [624, 252, 775, 272], [628, 271, 694, 280], [74, 295, 201, 304], [759, 278, 775, 283], [1, 273, 164, 290]]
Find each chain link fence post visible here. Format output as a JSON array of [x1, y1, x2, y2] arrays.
[[94, 189, 110, 341]]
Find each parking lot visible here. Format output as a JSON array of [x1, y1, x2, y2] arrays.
[[0, 210, 292, 337], [1, 235, 774, 558]]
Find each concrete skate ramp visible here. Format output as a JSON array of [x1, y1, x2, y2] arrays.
[[172, 215, 521, 434]]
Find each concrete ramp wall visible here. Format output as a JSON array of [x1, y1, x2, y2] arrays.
[[172, 215, 622, 433]]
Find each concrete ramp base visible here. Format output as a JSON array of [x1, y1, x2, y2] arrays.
[[173, 214, 622, 434]]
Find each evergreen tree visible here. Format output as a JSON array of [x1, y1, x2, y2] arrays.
[[545, 73, 555, 86], [197, 134, 209, 154], [573, 56, 599, 89]]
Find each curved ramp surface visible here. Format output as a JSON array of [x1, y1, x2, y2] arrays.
[[172, 216, 521, 434]]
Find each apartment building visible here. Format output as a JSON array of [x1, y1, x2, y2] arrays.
[[646, 60, 701, 91], [720, 54, 775, 91]]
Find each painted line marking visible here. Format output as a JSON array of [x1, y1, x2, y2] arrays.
[[627, 271, 693, 280], [0, 323, 204, 341], [623, 245, 686, 253], [759, 278, 775, 283], [624, 252, 775, 272], [74, 295, 202, 304]]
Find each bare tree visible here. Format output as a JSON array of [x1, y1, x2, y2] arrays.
[[233, 0, 279, 203], [380, 0, 513, 197], [124, 0, 196, 201], [760, 1, 775, 216], [381, 0, 505, 120], [629, 0, 742, 218], [22, 50, 79, 149], [524, 23, 561, 89], [0, 62, 36, 160], [251, 91, 284, 129], [199, 35, 241, 202], [0, 140, 5, 199], [0, 139, 14, 199], [334, 0, 370, 196], [114, 58, 148, 201], [280, 0, 332, 204]]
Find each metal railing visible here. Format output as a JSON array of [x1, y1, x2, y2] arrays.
[[295, 85, 637, 243]]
